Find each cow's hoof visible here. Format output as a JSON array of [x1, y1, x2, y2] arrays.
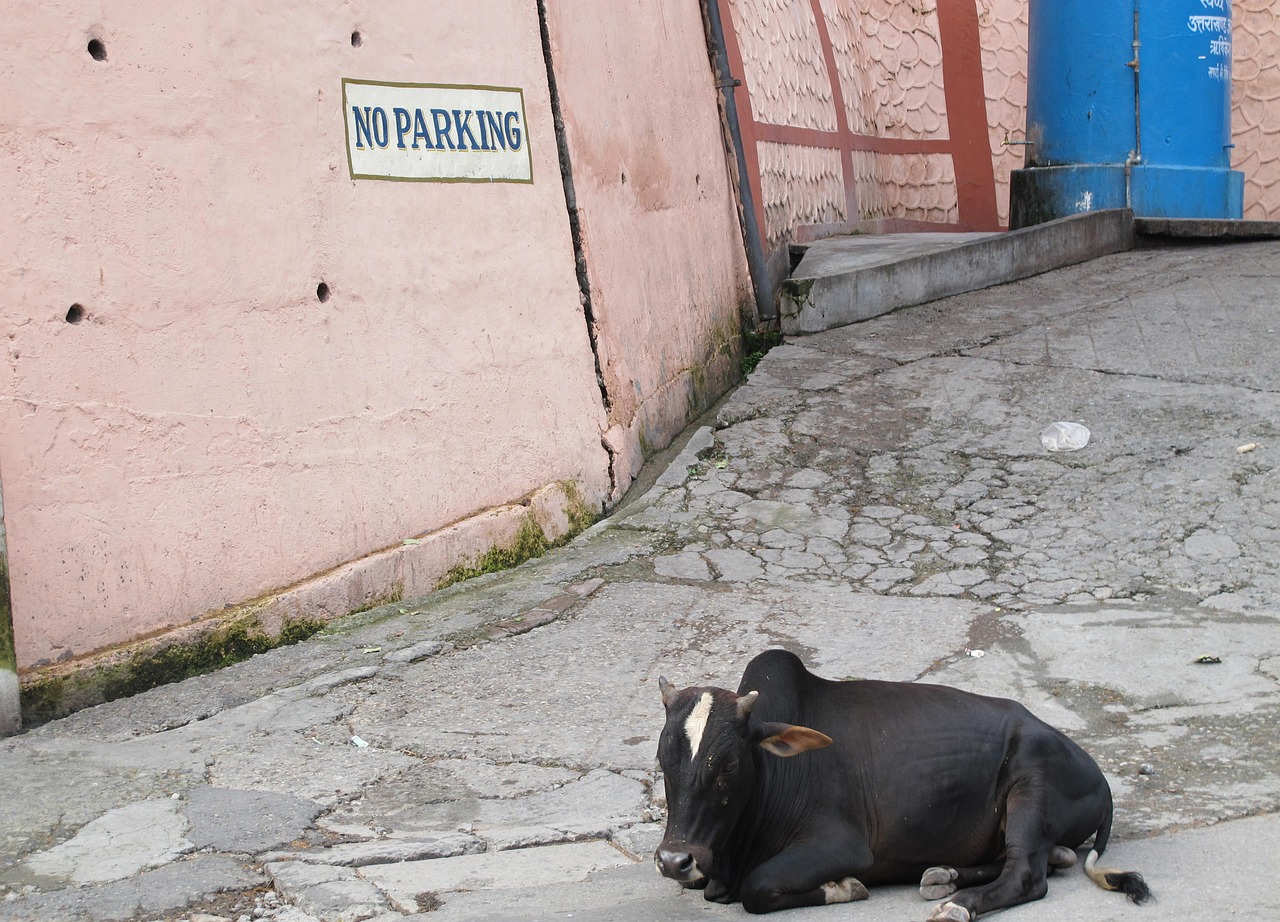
[[919, 866, 958, 900], [822, 876, 869, 904], [927, 902, 972, 922]]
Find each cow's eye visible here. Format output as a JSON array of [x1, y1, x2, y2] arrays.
[[722, 758, 739, 776]]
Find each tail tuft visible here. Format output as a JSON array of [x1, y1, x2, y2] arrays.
[[1085, 849, 1153, 904], [1104, 870, 1152, 905]]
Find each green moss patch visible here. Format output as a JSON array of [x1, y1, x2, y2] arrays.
[[0, 554, 15, 675], [436, 484, 598, 591], [740, 326, 784, 376], [779, 277, 815, 308], [20, 615, 325, 726], [436, 516, 551, 590]]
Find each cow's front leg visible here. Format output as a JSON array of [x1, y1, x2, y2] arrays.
[[702, 877, 733, 903], [739, 843, 870, 914]]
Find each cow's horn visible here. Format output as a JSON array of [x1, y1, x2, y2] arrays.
[[659, 676, 678, 708], [736, 690, 759, 718]]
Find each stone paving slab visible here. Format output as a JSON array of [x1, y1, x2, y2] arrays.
[[356, 841, 633, 911], [185, 787, 325, 854], [0, 856, 263, 922], [263, 834, 485, 868], [267, 861, 392, 922], [15, 799, 192, 887]]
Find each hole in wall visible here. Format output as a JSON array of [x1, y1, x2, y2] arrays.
[[87, 38, 107, 61], [350, 31, 362, 47], [316, 282, 331, 303], [66, 303, 86, 324]]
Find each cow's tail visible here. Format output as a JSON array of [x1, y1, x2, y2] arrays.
[[1083, 799, 1152, 904]]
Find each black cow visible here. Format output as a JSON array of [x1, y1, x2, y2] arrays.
[[655, 649, 1150, 920]]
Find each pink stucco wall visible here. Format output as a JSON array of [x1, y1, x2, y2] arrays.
[[1, 0, 756, 675], [1, 2, 617, 668], [544, 0, 752, 486]]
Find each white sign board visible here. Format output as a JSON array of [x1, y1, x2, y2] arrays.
[[342, 79, 532, 183]]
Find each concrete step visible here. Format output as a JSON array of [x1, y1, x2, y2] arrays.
[[778, 210, 1135, 334], [1136, 216, 1280, 239]]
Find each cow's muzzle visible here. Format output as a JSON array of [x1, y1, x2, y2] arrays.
[[654, 846, 708, 887]]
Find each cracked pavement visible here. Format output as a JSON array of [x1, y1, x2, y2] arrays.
[[2, 241, 1279, 921]]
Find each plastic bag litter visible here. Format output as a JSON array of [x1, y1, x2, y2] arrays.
[[1040, 421, 1090, 452]]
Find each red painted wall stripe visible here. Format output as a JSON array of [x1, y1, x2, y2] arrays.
[[935, 1, 1001, 229], [754, 122, 956, 156]]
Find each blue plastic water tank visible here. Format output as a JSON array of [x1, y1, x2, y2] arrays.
[[1011, 0, 1243, 226]]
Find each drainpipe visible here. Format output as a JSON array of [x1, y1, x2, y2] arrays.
[[702, 0, 775, 322], [1124, 1, 1142, 210]]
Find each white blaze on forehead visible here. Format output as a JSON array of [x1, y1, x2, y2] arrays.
[[684, 692, 714, 763]]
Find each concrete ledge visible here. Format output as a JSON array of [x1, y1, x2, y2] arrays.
[[0, 668, 18, 735], [17, 480, 594, 723], [778, 209, 1136, 335], [1136, 217, 1280, 239]]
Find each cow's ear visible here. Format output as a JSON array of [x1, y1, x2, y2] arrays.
[[659, 676, 679, 709], [757, 724, 833, 757]]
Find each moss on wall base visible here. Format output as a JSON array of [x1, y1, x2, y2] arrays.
[[436, 483, 598, 590], [16, 480, 598, 726], [0, 555, 15, 676], [19, 615, 325, 726], [740, 325, 783, 376]]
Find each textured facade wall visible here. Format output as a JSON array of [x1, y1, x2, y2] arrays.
[[730, 0, 837, 131], [723, 0, 999, 245], [977, 0, 1029, 228], [759, 142, 846, 244], [1232, 0, 1280, 219], [892, 154, 959, 223], [823, 0, 948, 139], [851, 152, 959, 224]]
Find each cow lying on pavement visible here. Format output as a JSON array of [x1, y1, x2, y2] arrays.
[[654, 649, 1150, 919]]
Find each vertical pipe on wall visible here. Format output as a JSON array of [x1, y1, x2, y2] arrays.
[[934, 0, 1001, 229], [1124, 1, 1142, 209], [701, 0, 774, 322], [1131, 2, 1142, 166]]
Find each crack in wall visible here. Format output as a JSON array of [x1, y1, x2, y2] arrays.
[[535, 0, 611, 418], [536, 0, 622, 503]]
